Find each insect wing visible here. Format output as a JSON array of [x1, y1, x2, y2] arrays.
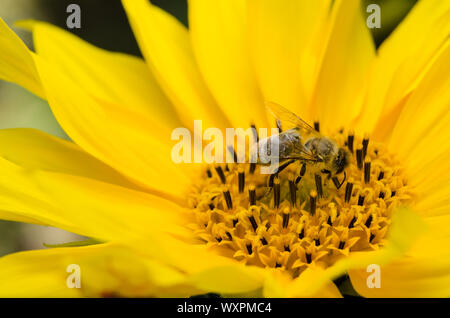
[[266, 101, 321, 138]]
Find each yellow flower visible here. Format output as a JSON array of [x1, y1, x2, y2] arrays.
[[0, 0, 449, 297]]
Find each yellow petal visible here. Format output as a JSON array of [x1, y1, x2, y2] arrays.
[[0, 247, 82, 297], [309, 0, 375, 130], [132, 234, 244, 274], [0, 18, 44, 98], [388, 40, 450, 209], [32, 54, 191, 201], [349, 225, 450, 297], [121, 235, 272, 295], [248, 0, 331, 118], [0, 243, 193, 297], [388, 38, 450, 160], [263, 269, 342, 298], [413, 173, 450, 217], [376, 0, 450, 114], [188, 0, 267, 128], [0, 210, 44, 226], [188, 264, 266, 295], [288, 268, 343, 298], [0, 239, 269, 297], [0, 128, 139, 189], [122, 0, 229, 131], [16, 20, 180, 129], [349, 253, 450, 297], [261, 271, 286, 297], [354, 0, 450, 135], [0, 157, 190, 241]]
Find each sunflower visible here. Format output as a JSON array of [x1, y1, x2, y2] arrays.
[[0, 0, 449, 298]]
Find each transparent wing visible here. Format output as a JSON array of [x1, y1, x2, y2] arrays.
[[266, 101, 321, 138]]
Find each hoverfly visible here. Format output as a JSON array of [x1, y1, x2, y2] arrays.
[[255, 102, 349, 188]]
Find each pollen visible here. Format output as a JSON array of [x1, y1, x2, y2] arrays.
[[187, 131, 415, 277]]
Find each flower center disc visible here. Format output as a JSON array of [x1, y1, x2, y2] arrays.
[[188, 130, 414, 276]]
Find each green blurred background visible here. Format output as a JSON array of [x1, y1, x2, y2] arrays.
[[0, 0, 416, 256]]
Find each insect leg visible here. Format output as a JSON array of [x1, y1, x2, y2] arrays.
[[295, 163, 307, 185], [268, 159, 296, 188]]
